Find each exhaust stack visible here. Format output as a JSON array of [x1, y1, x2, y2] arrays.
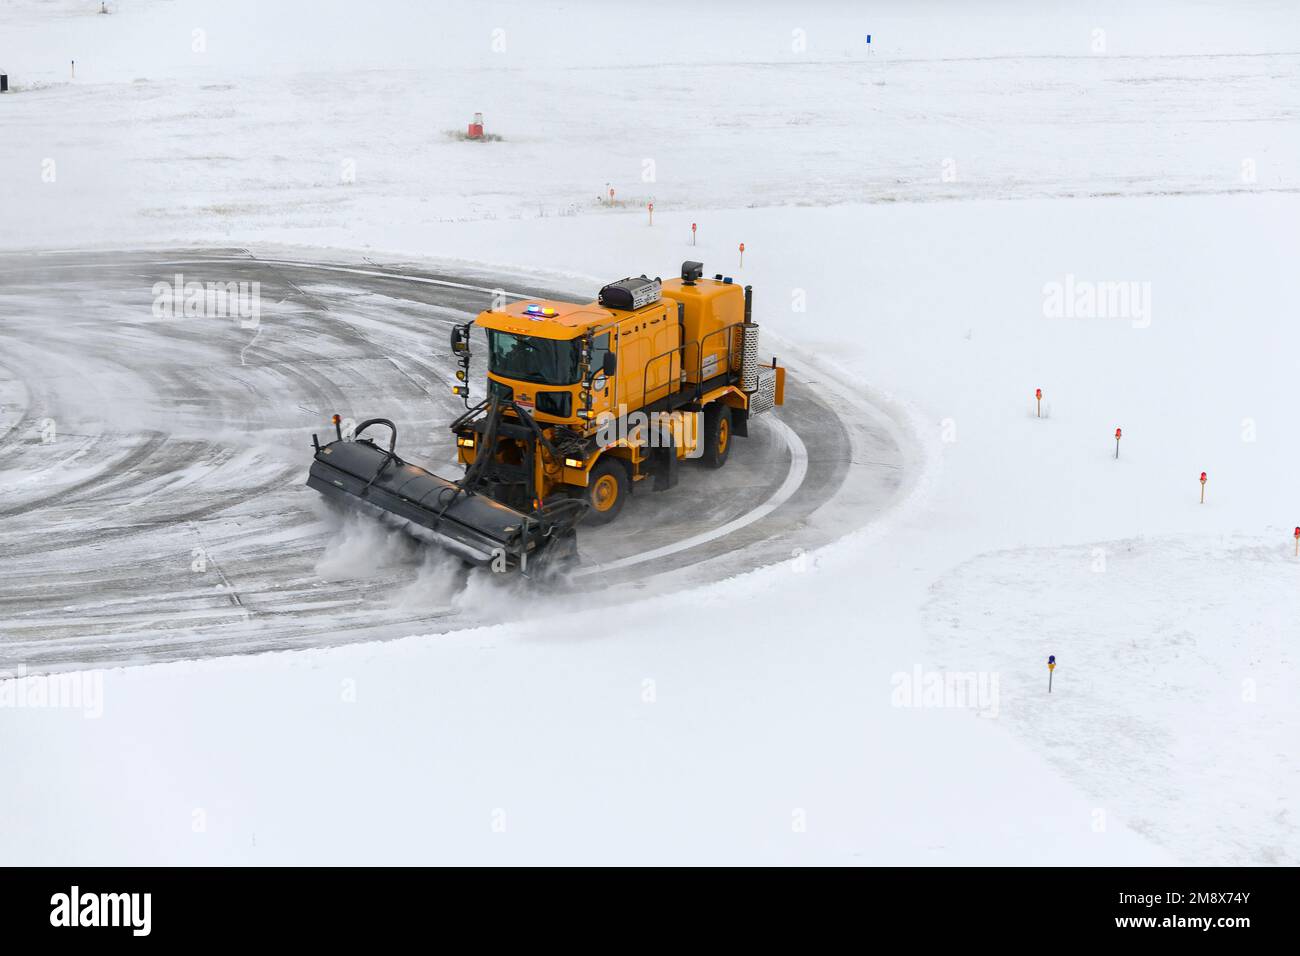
[[740, 285, 760, 392]]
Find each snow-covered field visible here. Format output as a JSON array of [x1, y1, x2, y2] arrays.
[[1, 0, 1297, 864]]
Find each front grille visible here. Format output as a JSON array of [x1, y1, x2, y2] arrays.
[[535, 391, 572, 417]]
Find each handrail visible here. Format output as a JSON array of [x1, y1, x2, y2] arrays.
[[640, 347, 682, 408], [695, 324, 736, 388], [617, 324, 739, 419]]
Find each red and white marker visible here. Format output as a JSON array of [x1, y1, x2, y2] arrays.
[[1035, 387, 1042, 418], [647, 201, 653, 226], [1200, 471, 1207, 504], [608, 186, 615, 204], [1294, 526, 1299, 556], [691, 222, 697, 246], [1114, 426, 1122, 459], [739, 242, 745, 268]]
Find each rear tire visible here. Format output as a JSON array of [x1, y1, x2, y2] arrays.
[[701, 404, 733, 469], [582, 458, 628, 524]]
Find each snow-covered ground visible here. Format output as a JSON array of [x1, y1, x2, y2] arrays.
[[4, 0, 1298, 243], [1, 1, 1297, 864]]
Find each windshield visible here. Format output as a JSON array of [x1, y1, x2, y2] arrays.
[[487, 330, 582, 386]]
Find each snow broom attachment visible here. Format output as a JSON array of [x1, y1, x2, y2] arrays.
[[307, 417, 581, 573]]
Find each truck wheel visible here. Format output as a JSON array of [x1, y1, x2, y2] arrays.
[[701, 404, 732, 469], [583, 459, 628, 524]]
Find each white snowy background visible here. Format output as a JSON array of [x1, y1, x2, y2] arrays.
[[1, 0, 1297, 863]]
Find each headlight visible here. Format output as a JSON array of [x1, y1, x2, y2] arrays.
[[457, 436, 475, 448], [564, 457, 583, 468]]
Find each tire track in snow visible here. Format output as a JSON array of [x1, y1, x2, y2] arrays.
[[0, 249, 905, 672]]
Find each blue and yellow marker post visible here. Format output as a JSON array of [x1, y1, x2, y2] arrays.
[[1048, 655, 1056, 693]]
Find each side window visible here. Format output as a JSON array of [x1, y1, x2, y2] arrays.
[[590, 333, 611, 381]]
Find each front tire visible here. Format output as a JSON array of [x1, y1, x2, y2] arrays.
[[582, 458, 628, 524], [701, 403, 733, 469]]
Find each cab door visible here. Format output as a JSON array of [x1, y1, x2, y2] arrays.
[[587, 330, 616, 416]]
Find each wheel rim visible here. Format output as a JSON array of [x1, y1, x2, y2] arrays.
[[717, 417, 729, 455], [592, 474, 619, 511]]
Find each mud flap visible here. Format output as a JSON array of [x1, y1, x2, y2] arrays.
[[651, 434, 678, 491]]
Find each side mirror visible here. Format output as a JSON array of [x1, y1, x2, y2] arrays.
[[602, 352, 617, 376], [450, 325, 471, 355], [450, 323, 473, 408]]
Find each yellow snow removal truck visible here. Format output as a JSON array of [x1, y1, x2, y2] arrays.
[[308, 261, 785, 573]]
